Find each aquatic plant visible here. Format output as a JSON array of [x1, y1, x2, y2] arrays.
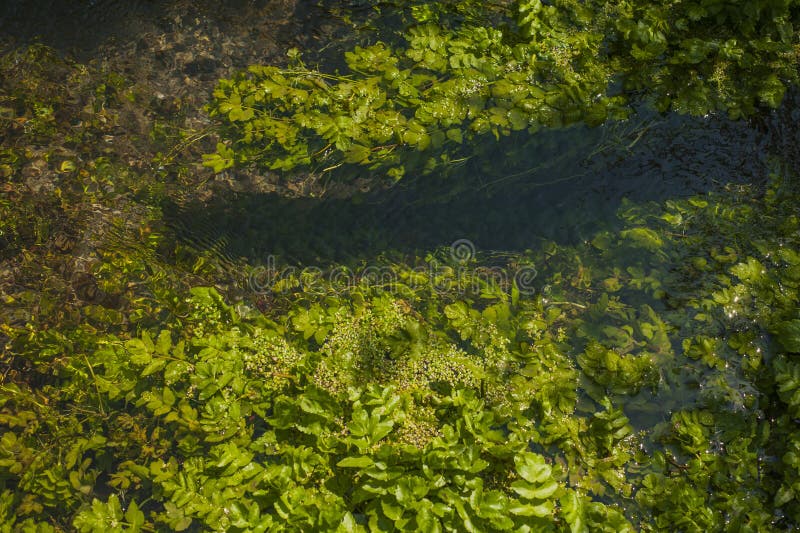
[[2, 12, 800, 531], [3, 147, 800, 529], [205, 0, 800, 182]]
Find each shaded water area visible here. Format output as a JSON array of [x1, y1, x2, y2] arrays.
[[168, 109, 779, 267], [1, 0, 792, 269], [0, 0, 315, 58]]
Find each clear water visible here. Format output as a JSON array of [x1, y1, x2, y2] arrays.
[[0, 0, 288, 57], [167, 109, 777, 267], [3, 4, 800, 526], [3, 1, 795, 286]]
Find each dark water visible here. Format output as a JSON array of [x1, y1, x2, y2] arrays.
[[0, 0, 248, 50], [1, 0, 166, 53], [0, 0, 285, 56], [1, 0, 794, 269], [168, 108, 777, 267]]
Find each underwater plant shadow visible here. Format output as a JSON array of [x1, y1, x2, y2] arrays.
[[166, 107, 774, 268]]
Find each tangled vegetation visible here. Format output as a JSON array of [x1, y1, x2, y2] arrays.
[[205, 0, 800, 182], [2, 1, 800, 531], [5, 147, 800, 530]]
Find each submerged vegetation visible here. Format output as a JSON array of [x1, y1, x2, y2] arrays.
[[205, 0, 800, 183], [2, 1, 800, 531]]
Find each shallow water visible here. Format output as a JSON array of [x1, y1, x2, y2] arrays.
[[3, 1, 796, 285], [168, 107, 777, 267], [3, 5, 800, 528], [0, 0, 291, 57], [2, 1, 786, 270]]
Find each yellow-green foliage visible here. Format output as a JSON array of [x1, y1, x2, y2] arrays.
[[205, 0, 800, 181], [3, 9, 800, 530]]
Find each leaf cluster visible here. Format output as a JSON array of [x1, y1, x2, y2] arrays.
[[205, 0, 800, 184]]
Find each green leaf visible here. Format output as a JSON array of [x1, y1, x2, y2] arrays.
[[560, 491, 587, 533], [515, 452, 552, 484], [446, 128, 463, 144], [774, 320, 800, 353], [73, 495, 124, 532], [337, 456, 374, 468], [381, 498, 404, 521], [124, 500, 145, 530], [202, 143, 235, 173], [141, 358, 167, 377], [758, 74, 786, 108], [155, 330, 172, 356], [126, 338, 152, 365], [508, 500, 554, 517], [511, 479, 559, 500], [339, 512, 360, 533], [620, 227, 663, 251], [344, 144, 371, 164]]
